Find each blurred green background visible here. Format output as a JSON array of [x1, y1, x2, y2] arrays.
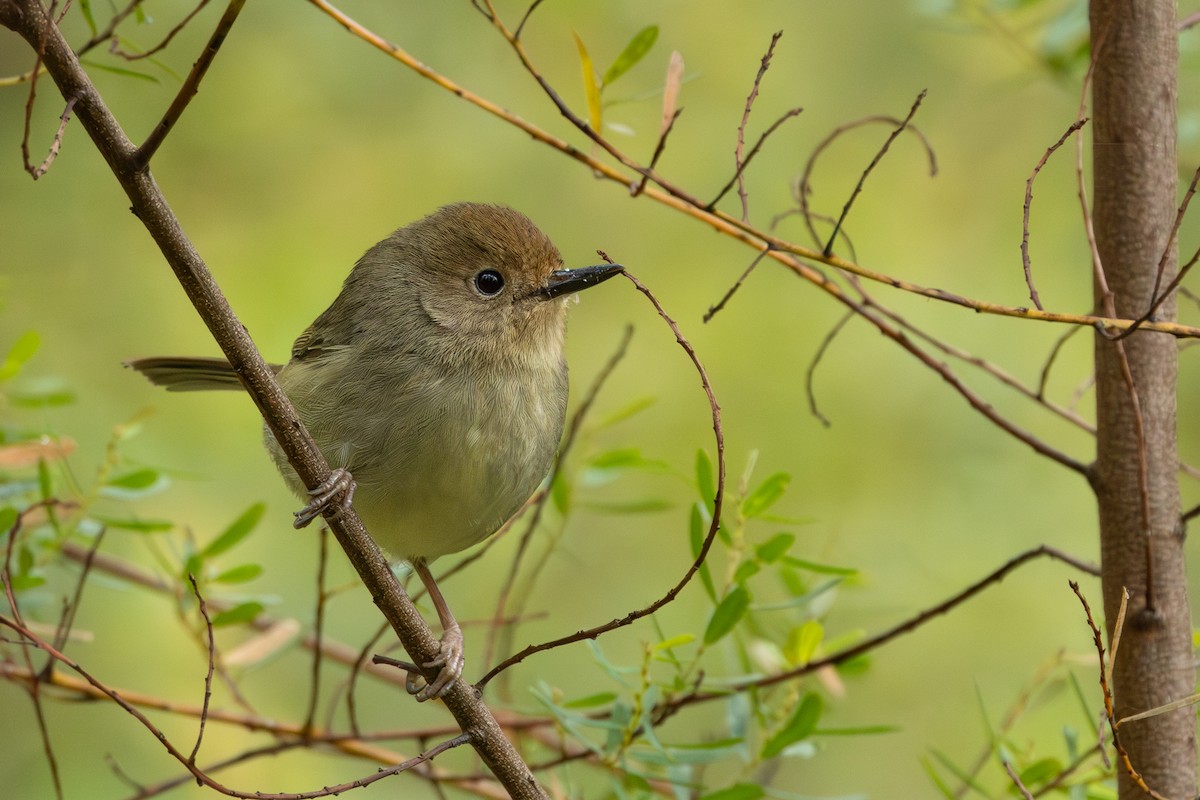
[[2, 0, 1199, 797]]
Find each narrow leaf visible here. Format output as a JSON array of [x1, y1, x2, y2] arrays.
[[88, 515, 173, 533], [695, 448, 715, 512], [698, 784, 763, 800], [563, 691, 617, 709], [756, 532, 795, 563], [212, 601, 264, 627], [741, 472, 790, 518], [106, 468, 161, 490], [785, 620, 824, 665], [550, 470, 572, 515], [661, 50, 684, 136], [690, 503, 716, 601], [598, 396, 655, 427], [213, 563, 264, 584], [704, 586, 750, 644], [200, 502, 266, 559], [602, 25, 658, 87], [572, 31, 603, 132], [761, 693, 823, 758], [0, 331, 40, 381]]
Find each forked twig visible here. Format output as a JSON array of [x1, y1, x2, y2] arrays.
[[823, 89, 929, 256], [1022, 118, 1088, 310], [476, 268, 725, 690], [1070, 582, 1169, 800]]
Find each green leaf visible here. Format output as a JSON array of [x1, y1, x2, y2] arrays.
[[80, 59, 160, 83], [695, 449, 716, 512], [10, 377, 76, 407], [704, 586, 750, 644], [0, 506, 17, 534], [761, 692, 823, 758], [920, 754, 958, 800], [785, 620, 824, 665], [756, 532, 795, 563], [598, 396, 655, 427], [213, 563, 264, 584], [589, 447, 645, 469], [732, 559, 760, 584], [563, 691, 616, 709], [1018, 757, 1064, 787], [815, 724, 899, 735], [571, 31, 603, 132], [37, 457, 52, 499], [698, 783, 763, 800], [690, 503, 716, 602], [781, 556, 858, 577], [582, 498, 672, 514], [211, 601, 264, 627], [9, 573, 46, 591], [79, 0, 98, 35], [200, 503, 266, 560], [550, 470, 572, 515], [105, 469, 162, 490], [602, 25, 659, 87], [741, 472, 790, 518], [654, 633, 695, 652], [88, 515, 173, 533], [0, 331, 40, 381]]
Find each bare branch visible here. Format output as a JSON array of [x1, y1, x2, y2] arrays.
[[703, 246, 772, 322], [134, 0, 247, 168], [824, 89, 929, 256], [476, 269, 725, 690], [1022, 118, 1088, 310]]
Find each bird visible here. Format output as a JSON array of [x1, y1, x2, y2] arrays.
[[127, 202, 622, 699]]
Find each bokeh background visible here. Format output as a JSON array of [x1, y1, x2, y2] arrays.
[[3, 0, 1200, 797]]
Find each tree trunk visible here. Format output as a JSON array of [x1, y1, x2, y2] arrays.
[[1090, 1, 1196, 796]]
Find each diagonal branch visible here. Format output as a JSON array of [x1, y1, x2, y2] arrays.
[[0, 4, 545, 797]]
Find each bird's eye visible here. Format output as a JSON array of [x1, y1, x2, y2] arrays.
[[474, 269, 505, 297]]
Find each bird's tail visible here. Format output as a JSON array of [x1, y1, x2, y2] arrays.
[[124, 356, 281, 392]]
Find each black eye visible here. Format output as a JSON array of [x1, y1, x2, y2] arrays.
[[474, 269, 505, 297]]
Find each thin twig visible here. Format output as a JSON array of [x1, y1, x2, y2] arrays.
[[1022, 119, 1088, 310], [706, 31, 787, 215], [1002, 760, 1035, 800], [632, 108, 682, 197], [721, 546, 1098, 696], [805, 310, 855, 427], [109, 0, 211, 61], [133, 0, 247, 168], [303, 1, 1200, 339], [708, 106, 803, 214], [1111, 163, 1200, 340], [185, 574, 217, 766], [482, 326, 635, 678], [476, 268, 725, 690], [1069, 581, 1169, 800], [824, 89, 928, 256], [703, 247, 772, 322], [304, 526, 330, 736]]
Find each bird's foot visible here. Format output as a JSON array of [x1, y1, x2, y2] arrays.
[[293, 467, 356, 529], [405, 623, 465, 702]]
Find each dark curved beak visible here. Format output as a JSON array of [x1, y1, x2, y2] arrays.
[[541, 263, 623, 300]]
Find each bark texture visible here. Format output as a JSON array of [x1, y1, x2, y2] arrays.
[[1090, 1, 1196, 795]]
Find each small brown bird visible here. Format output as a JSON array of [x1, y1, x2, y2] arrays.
[[128, 203, 621, 699]]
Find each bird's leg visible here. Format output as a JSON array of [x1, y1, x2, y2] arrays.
[[293, 467, 356, 528], [405, 557, 465, 701]]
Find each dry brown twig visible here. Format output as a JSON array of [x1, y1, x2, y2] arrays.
[[1070, 582, 1171, 800]]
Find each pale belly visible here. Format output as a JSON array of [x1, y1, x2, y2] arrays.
[[269, 357, 567, 562]]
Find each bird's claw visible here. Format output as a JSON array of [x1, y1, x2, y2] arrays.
[[293, 467, 356, 529], [405, 626, 465, 702]]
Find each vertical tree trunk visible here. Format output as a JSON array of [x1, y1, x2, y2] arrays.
[[1090, 1, 1196, 796]]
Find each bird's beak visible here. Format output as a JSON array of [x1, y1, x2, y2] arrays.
[[541, 263, 623, 300]]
